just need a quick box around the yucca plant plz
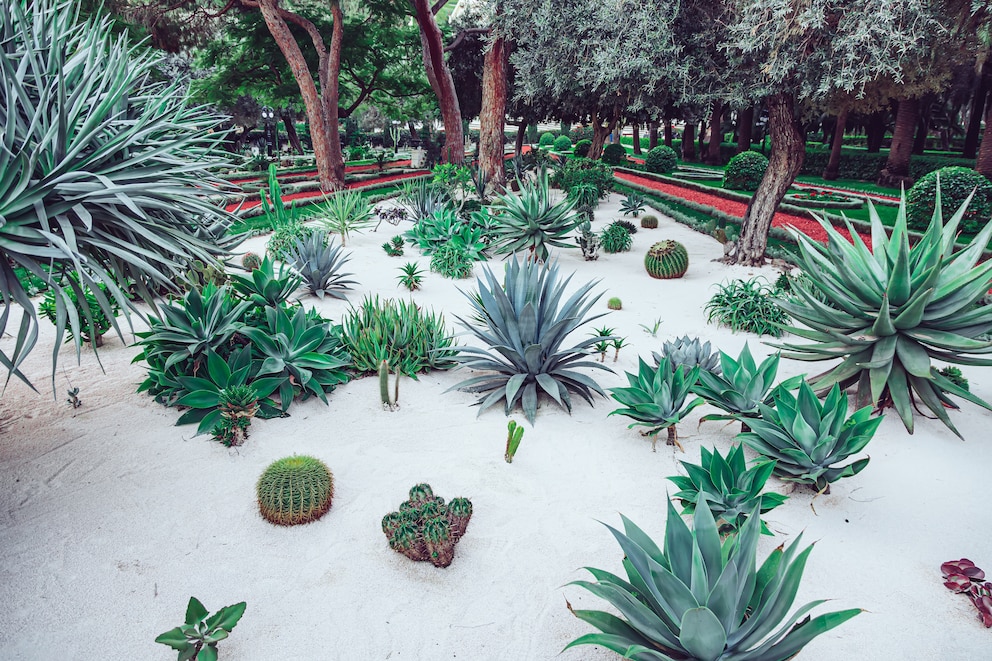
[653,336,722,375]
[1,0,237,388]
[775,187,992,437]
[286,231,357,300]
[609,357,705,451]
[693,344,802,430]
[566,497,861,660]
[567,183,602,210]
[450,257,611,424]
[317,189,374,246]
[230,255,302,309]
[397,178,449,221]
[739,381,882,493]
[668,445,787,536]
[489,169,582,261]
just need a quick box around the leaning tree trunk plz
[256,0,334,190]
[514,121,527,156]
[478,32,507,191]
[282,112,303,154]
[632,124,642,154]
[964,60,990,159]
[697,119,706,155]
[823,107,849,180]
[588,112,616,160]
[730,93,805,267]
[681,123,696,161]
[736,106,754,153]
[648,121,659,149]
[705,101,723,164]
[978,99,992,178]
[325,0,346,184]
[912,94,934,156]
[412,0,464,163]
[878,97,920,187]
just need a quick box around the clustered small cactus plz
[644,239,689,279]
[257,456,334,526]
[242,252,262,271]
[382,484,472,568]
[942,558,992,627]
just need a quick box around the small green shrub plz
[566,182,602,209]
[724,150,769,191]
[644,145,678,174]
[396,262,425,291]
[600,222,633,253]
[39,275,120,345]
[906,166,992,234]
[430,244,473,279]
[938,365,969,392]
[155,597,246,661]
[640,214,659,229]
[257,455,334,526]
[573,139,592,157]
[538,132,555,148]
[705,277,789,336]
[601,143,627,165]
[552,135,572,151]
[552,157,614,197]
[614,219,637,235]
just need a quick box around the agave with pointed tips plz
[609,357,705,451]
[450,257,611,424]
[775,187,992,437]
[565,495,861,660]
[286,231,357,300]
[489,169,582,261]
[653,335,722,375]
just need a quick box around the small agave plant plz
[286,230,357,300]
[609,356,705,451]
[566,495,861,660]
[214,384,260,447]
[668,444,787,536]
[653,335,722,375]
[739,381,883,493]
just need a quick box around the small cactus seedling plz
[379,360,397,410]
[505,420,524,463]
[66,387,81,409]
[214,384,259,447]
[382,235,405,257]
[590,326,615,363]
[383,485,472,568]
[640,214,659,229]
[607,297,622,310]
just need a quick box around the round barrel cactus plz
[645,240,689,279]
[256,455,334,526]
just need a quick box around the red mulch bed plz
[614,171,870,248]
[224,171,426,213]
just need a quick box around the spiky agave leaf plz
[565,495,861,660]
[775,185,992,437]
[738,381,882,492]
[608,356,705,438]
[489,169,582,261]
[450,257,612,424]
[692,343,802,424]
[230,254,302,308]
[653,335,722,375]
[0,0,238,390]
[286,230,357,300]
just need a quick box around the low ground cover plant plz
[705,277,790,337]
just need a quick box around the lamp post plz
[390,120,401,154]
[261,106,277,157]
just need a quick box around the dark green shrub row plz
[906,166,992,234]
[800,148,975,181]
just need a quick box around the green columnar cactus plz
[505,420,524,463]
[408,483,435,504]
[447,497,473,539]
[256,456,334,526]
[423,516,456,567]
[383,486,472,566]
[644,240,689,279]
[389,521,428,561]
[382,511,403,537]
[379,360,395,410]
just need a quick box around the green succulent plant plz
[38,274,120,346]
[450,257,612,424]
[692,344,802,430]
[403,205,483,256]
[668,445,787,536]
[645,240,689,279]
[214,383,262,447]
[621,192,647,217]
[286,230,357,300]
[397,178,449,222]
[490,169,582,261]
[430,244,474,279]
[256,455,334,526]
[706,278,789,337]
[739,381,882,493]
[609,357,705,451]
[774,191,992,437]
[601,222,633,254]
[155,596,246,661]
[567,182,602,209]
[317,189,374,246]
[653,336,721,375]
[230,255,302,309]
[566,497,861,660]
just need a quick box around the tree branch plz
[444,28,490,53]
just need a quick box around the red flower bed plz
[614,171,871,248]
[223,171,427,213]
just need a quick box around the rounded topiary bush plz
[257,455,334,526]
[601,143,628,165]
[538,132,555,148]
[645,240,689,279]
[645,145,678,174]
[906,166,992,234]
[640,214,659,229]
[723,151,769,192]
[573,139,592,158]
[552,135,572,152]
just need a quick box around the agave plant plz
[775,188,992,437]
[317,189,374,246]
[489,169,582,261]
[739,381,882,493]
[653,336,722,375]
[397,178,449,221]
[286,231,357,300]
[403,206,487,258]
[620,192,647,217]
[693,344,801,430]
[240,306,351,410]
[566,496,861,660]
[609,357,705,451]
[450,257,611,424]
[668,445,787,536]
[1,0,237,387]
[230,255,302,308]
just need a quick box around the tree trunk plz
[964,61,990,159]
[866,110,886,153]
[705,101,723,164]
[515,121,526,156]
[681,123,696,161]
[736,106,754,153]
[664,120,673,147]
[282,113,303,154]
[632,123,642,154]
[326,0,346,184]
[912,95,933,156]
[878,97,920,187]
[412,0,464,163]
[478,32,507,191]
[648,121,659,150]
[256,0,335,190]
[729,93,805,267]
[697,119,706,155]
[589,111,616,160]
[977,99,992,178]
[823,107,849,180]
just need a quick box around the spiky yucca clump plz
[256,456,334,526]
[640,214,659,229]
[645,240,688,279]
[286,230,357,300]
[241,252,262,271]
[600,222,633,253]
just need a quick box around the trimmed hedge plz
[644,145,679,174]
[601,143,628,165]
[538,132,556,148]
[724,151,768,191]
[800,148,976,182]
[573,139,592,158]
[906,166,992,234]
[553,135,572,151]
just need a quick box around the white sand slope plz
[1,194,990,660]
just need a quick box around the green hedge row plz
[799,148,975,181]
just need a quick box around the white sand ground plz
[1,194,990,660]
